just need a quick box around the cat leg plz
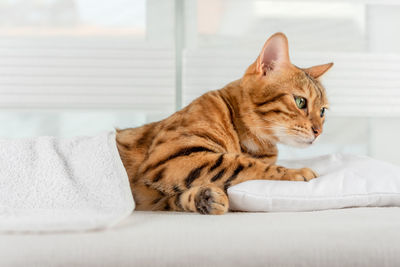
[174,153,317,192]
[141,152,317,213]
[166,185,229,215]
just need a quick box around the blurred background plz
[1,0,400,164]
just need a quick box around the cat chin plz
[278,137,314,148]
[291,141,313,148]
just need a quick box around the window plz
[0,0,175,137]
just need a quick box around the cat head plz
[240,33,332,147]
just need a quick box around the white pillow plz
[228,154,400,212]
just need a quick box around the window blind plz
[0,38,175,112]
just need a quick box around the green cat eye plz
[320,107,326,117]
[294,96,307,109]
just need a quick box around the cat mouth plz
[294,133,315,145]
[297,135,316,144]
[294,139,315,147]
[278,135,315,147]
[292,130,316,145]
[304,138,315,144]
[273,128,316,147]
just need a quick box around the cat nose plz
[312,126,321,137]
[311,126,322,138]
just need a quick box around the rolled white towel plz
[0,131,134,232]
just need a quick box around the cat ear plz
[256,32,290,75]
[304,63,333,79]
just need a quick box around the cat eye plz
[320,107,326,117]
[294,96,307,109]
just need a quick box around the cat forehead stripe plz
[302,69,323,99]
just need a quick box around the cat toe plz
[287,167,318,181]
[299,167,318,181]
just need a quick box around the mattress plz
[1,208,400,267]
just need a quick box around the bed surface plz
[1,208,400,267]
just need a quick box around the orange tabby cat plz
[117,33,333,215]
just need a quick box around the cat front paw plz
[285,167,318,181]
[195,186,229,215]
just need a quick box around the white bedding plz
[1,209,399,267]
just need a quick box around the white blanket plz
[228,154,400,212]
[0,132,134,232]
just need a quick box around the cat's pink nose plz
[312,126,321,137]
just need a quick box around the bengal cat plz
[117,33,333,215]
